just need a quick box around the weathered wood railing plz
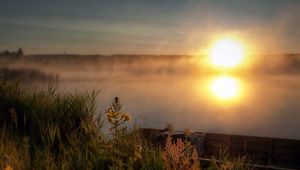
[140,128,300,169]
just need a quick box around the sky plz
[0,0,300,55]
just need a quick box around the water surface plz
[2,55,300,139]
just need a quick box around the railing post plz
[268,138,273,166]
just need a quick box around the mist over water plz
[1,55,300,139]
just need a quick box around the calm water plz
[3,56,300,139]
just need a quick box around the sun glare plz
[210,38,244,68]
[211,76,240,100]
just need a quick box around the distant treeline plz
[0,48,24,57]
[1,51,300,75]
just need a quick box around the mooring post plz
[268,138,273,166]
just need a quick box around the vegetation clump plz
[0,80,252,170]
[208,148,253,170]
[0,81,160,170]
[162,134,200,170]
[0,80,105,169]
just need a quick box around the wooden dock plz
[140,128,300,169]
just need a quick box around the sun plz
[211,76,240,100]
[210,38,244,68]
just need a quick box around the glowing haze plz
[0,0,300,54]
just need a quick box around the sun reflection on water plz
[211,75,240,100]
[201,75,246,104]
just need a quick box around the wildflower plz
[5,165,13,170]
[106,109,119,118]
[162,135,200,170]
[134,144,142,160]
[107,116,113,123]
[107,144,113,149]
[123,114,130,121]
[105,97,133,169]
[184,128,191,138]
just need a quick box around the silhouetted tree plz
[4,50,10,56]
[17,48,23,56]
[0,48,24,57]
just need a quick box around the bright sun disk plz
[210,38,244,68]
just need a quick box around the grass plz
[0,80,157,170]
[0,80,252,170]
[207,148,253,170]
[0,80,107,169]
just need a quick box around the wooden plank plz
[205,148,269,160]
[273,148,300,156]
[206,134,271,146]
[206,140,270,153]
[272,161,300,170]
[273,138,300,148]
[272,153,300,163]
[199,157,300,170]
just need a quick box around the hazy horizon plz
[3,50,300,56]
[1,0,300,139]
[1,1,300,169]
[1,0,300,55]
